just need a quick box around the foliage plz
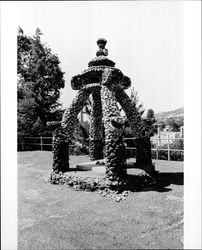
[123,89,156,138]
[17,27,65,138]
[166,117,183,132]
[101,85,127,180]
[70,121,89,155]
[151,149,183,161]
[146,109,155,119]
[142,109,156,137]
[156,117,184,132]
[151,135,184,161]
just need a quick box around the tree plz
[146,109,155,120]
[166,117,180,132]
[17,27,65,137]
[123,88,145,137]
[145,108,156,136]
[130,87,145,117]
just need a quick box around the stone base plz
[49,167,157,202]
[76,159,106,172]
[134,163,156,176]
[76,158,156,176]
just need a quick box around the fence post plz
[40,136,43,151]
[156,143,159,160]
[157,126,161,146]
[167,135,170,161]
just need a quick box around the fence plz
[151,136,184,161]
[18,136,81,153]
[18,136,53,151]
[124,135,184,161]
[18,135,184,161]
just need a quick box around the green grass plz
[18,151,183,249]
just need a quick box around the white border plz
[1,2,18,250]
[184,2,201,249]
[1,1,201,249]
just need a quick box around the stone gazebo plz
[50,38,153,183]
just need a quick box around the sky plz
[16,1,184,113]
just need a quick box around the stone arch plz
[101,67,152,167]
[51,39,153,177]
[114,87,152,166]
[52,84,101,173]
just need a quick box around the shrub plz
[69,142,89,156]
[151,137,184,161]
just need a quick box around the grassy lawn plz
[18,151,183,249]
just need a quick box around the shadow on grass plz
[53,168,183,194]
[138,171,184,193]
[68,167,89,172]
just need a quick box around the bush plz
[151,137,184,161]
[69,142,89,156]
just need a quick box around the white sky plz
[17,1,184,113]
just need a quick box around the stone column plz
[135,137,152,166]
[52,129,69,173]
[61,88,91,135]
[52,87,91,173]
[101,86,127,180]
[115,88,152,167]
[89,90,103,160]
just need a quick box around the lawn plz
[18,151,183,249]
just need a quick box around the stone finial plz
[96,38,108,57]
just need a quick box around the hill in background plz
[155,107,184,123]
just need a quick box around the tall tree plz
[146,109,155,120]
[143,108,156,136]
[17,27,65,137]
[123,88,145,137]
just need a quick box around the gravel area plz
[18,151,183,249]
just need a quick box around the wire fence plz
[18,135,184,161]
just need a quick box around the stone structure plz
[49,39,152,180]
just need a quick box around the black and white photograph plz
[1,1,201,249]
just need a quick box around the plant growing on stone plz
[50,38,154,182]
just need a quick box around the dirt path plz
[18,151,183,249]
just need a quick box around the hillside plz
[155,107,184,123]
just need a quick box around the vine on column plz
[101,85,127,181]
[89,90,103,160]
